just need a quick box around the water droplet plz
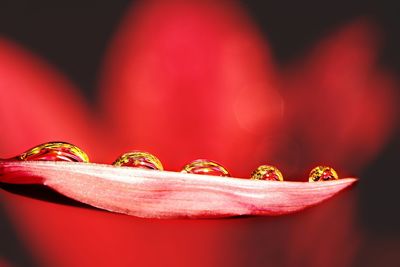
[17,142,89,162]
[251,165,283,181]
[309,166,338,182]
[181,159,230,176]
[113,151,163,170]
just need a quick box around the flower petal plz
[0,161,357,218]
[0,39,111,267]
[282,20,397,175]
[100,1,282,176]
[0,38,100,159]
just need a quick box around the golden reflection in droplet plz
[181,159,230,177]
[251,165,283,181]
[309,166,338,182]
[113,151,163,171]
[18,141,89,162]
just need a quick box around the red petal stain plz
[0,161,357,218]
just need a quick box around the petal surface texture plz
[0,161,357,218]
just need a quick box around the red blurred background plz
[0,1,399,266]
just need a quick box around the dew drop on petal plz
[113,151,163,170]
[17,142,89,162]
[181,159,230,177]
[251,165,283,181]
[309,166,338,182]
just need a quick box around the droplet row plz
[13,142,340,182]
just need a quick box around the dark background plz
[0,0,399,266]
